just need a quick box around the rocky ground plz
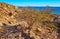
[0,2,59,39]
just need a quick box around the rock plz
[54,15,60,24]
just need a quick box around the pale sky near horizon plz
[0,0,60,7]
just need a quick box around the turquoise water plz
[19,7,60,14]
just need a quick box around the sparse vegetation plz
[0,2,58,39]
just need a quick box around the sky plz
[0,0,60,7]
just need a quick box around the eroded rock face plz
[0,2,58,39]
[0,2,23,26]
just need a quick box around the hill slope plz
[0,2,59,39]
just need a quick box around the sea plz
[19,7,60,14]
